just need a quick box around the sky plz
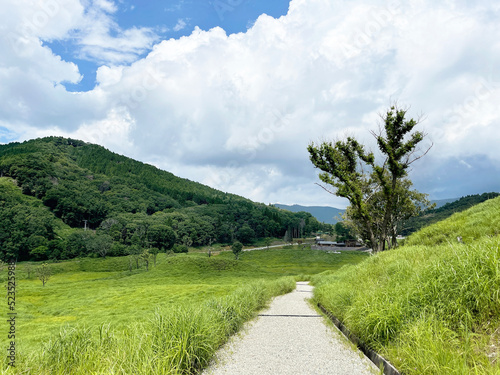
[1,0,499,209]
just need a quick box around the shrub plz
[172,244,188,253]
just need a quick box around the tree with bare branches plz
[308,105,432,252]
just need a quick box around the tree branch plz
[407,141,433,165]
[315,182,337,196]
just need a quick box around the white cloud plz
[1,0,83,86]
[14,107,135,152]
[173,19,187,32]
[1,0,500,206]
[4,0,158,66]
[94,0,117,14]
[71,1,159,64]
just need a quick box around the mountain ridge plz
[275,197,490,227]
[274,204,344,224]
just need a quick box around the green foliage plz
[128,245,143,269]
[0,137,330,261]
[236,224,255,244]
[402,192,500,236]
[36,263,52,286]
[65,231,91,258]
[85,233,113,258]
[405,196,500,246]
[172,244,188,254]
[149,224,176,250]
[334,222,356,242]
[0,178,58,261]
[344,172,432,248]
[232,241,243,260]
[312,197,500,374]
[140,248,152,271]
[263,237,273,248]
[308,106,430,251]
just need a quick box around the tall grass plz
[405,196,500,246]
[312,197,500,374]
[12,277,295,374]
[1,247,367,374]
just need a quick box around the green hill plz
[404,195,500,246]
[402,192,499,235]
[313,197,500,374]
[0,137,330,261]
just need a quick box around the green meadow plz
[6,198,499,374]
[312,197,500,374]
[1,247,368,374]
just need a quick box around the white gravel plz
[202,282,378,375]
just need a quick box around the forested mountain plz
[401,192,500,235]
[0,137,330,261]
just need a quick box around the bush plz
[231,241,243,259]
[108,242,128,257]
[236,224,255,244]
[172,244,188,253]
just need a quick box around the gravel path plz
[202,282,378,375]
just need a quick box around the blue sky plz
[1,0,500,208]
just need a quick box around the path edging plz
[317,303,402,375]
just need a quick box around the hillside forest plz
[0,137,331,262]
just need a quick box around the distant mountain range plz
[275,198,460,225]
[432,198,459,208]
[274,204,345,224]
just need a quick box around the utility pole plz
[83,220,88,231]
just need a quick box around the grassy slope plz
[2,247,368,374]
[402,192,500,236]
[404,196,500,246]
[312,197,500,374]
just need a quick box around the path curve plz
[202,282,378,375]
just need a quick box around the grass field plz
[1,246,368,374]
[312,197,500,374]
[5,194,499,374]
